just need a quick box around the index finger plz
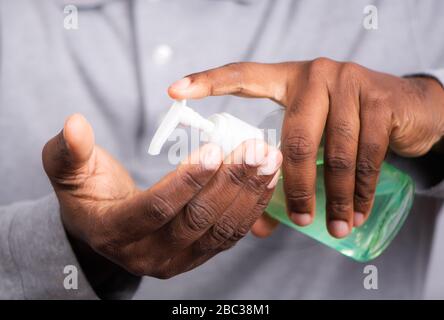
[106,143,223,236]
[168,62,298,106]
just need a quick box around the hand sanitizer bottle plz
[149,100,415,262]
[260,110,415,262]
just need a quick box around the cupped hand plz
[43,114,281,278]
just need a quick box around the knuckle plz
[286,191,314,207]
[225,165,248,186]
[232,224,250,241]
[354,165,379,205]
[356,158,380,177]
[286,193,314,214]
[282,132,316,163]
[309,57,336,79]
[255,197,272,211]
[340,61,358,73]
[185,199,217,231]
[328,200,353,215]
[311,57,335,70]
[354,189,374,206]
[354,177,374,202]
[245,175,267,195]
[147,193,176,223]
[337,62,362,83]
[177,168,204,190]
[325,153,355,174]
[212,216,237,242]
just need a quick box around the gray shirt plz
[1,0,443,299]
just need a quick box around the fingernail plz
[328,220,350,238]
[170,77,191,90]
[267,170,280,189]
[245,140,266,166]
[257,148,282,175]
[290,213,312,226]
[354,212,365,227]
[202,144,223,171]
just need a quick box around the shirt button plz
[152,44,173,65]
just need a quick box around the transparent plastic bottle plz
[261,109,415,262]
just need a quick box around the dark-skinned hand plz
[43,114,281,279]
[169,59,444,238]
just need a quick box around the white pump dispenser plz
[148,100,264,156]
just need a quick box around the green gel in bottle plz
[262,111,415,262]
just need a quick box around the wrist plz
[411,75,444,132]
[403,76,444,155]
[421,76,444,153]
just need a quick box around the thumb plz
[42,113,95,186]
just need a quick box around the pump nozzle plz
[148,100,215,155]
